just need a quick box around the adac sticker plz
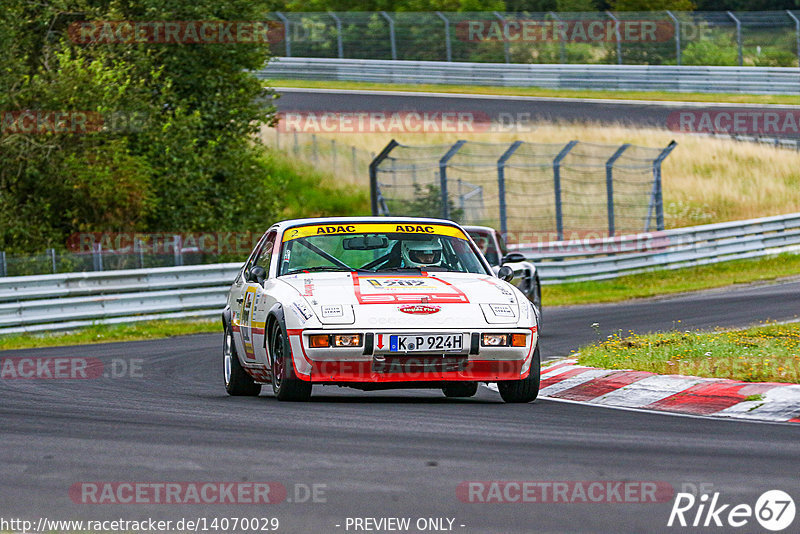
[282,223,468,242]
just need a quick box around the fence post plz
[605,144,630,237]
[275,12,291,57]
[331,139,337,169]
[439,140,466,220]
[553,140,579,241]
[493,12,510,63]
[787,10,800,68]
[369,139,400,215]
[436,11,452,62]
[646,140,677,232]
[727,11,742,66]
[548,12,567,64]
[48,248,56,273]
[93,243,104,271]
[0,250,6,277]
[497,141,523,238]
[293,131,298,155]
[380,11,397,60]
[606,11,623,65]
[352,146,357,176]
[665,10,681,66]
[328,11,344,58]
[311,134,318,162]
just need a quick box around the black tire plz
[498,345,541,403]
[270,322,312,401]
[442,382,479,398]
[223,323,261,396]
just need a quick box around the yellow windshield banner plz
[282,223,468,242]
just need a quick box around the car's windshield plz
[278,223,488,276]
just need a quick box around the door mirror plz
[247,265,267,285]
[497,265,514,282]
[502,252,526,264]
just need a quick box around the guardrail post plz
[497,141,523,238]
[665,10,681,66]
[48,248,56,273]
[606,11,623,65]
[380,11,397,60]
[275,12,291,57]
[93,243,103,272]
[439,140,466,220]
[548,12,567,64]
[646,140,677,232]
[787,11,800,68]
[328,12,344,58]
[0,250,6,277]
[369,139,399,216]
[605,144,630,237]
[493,12,510,63]
[436,12,452,62]
[727,11,742,66]
[553,140,578,241]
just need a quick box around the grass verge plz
[576,322,800,383]
[543,252,800,307]
[0,319,219,351]
[272,79,800,105]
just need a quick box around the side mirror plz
[247,265,267,285]
[502,252,526,264]
[497,265,514,282]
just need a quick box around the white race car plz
[222,217,540,403]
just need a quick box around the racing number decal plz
[352,272,469,304]
[240,287,258,360]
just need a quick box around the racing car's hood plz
[279,271,524,327]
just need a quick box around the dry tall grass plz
[261,122,800,228]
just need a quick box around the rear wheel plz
[442,382,479,398]
[498,345,540,403]
[223,324,261,396]
[270,322,312,401]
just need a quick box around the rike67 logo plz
[668,489,795,531]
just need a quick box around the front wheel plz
[270,323,312,401]
[442,382,478,398]
[223,324,261,396]
[497,345,540,403]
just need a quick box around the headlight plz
[308,334,362,348]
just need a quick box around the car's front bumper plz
[287,327,538,383]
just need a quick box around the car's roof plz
[272,216,465,232]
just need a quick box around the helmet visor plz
[408,249,441,265]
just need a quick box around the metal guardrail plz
[0,264,241,334]
[260,57,800,95]
[1,213,798,333]
[516,212,800,283]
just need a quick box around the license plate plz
[389,334,464,353]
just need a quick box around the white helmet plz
[401,239,443,267]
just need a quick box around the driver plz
[401,238,444,268]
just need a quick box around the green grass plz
[0,319,219,351]
[576,322,800,383]
[271,79,800,105]
[543,252,800,307]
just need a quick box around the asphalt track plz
[2,279,799,533]
[275,87,800,138]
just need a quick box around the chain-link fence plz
[265,11,800,67]
[369,140,676,243]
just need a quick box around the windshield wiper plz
[286,266,352,274]
[373,267,423,273]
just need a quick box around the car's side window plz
[254,231,276,274]
[243,231,271,281]
[495,231,508,257]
